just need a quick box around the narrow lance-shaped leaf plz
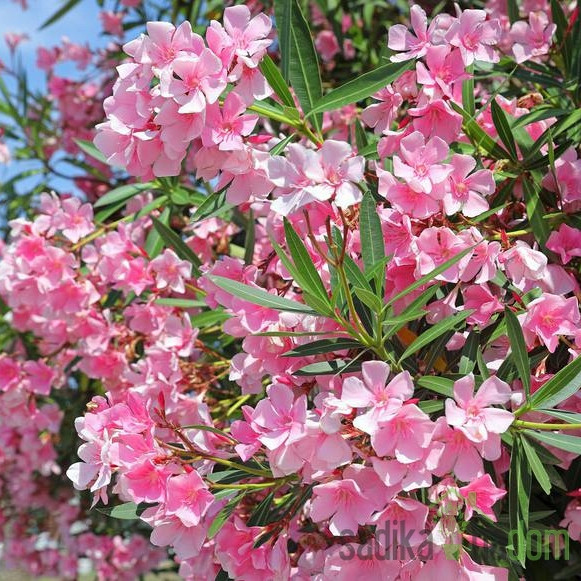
[522,176,550,248]
[208,492,246,539]
[259,55,296,109]
[359,191,385,273]
[491,100,518,161]
[94,182,155,208]
[504,308,531,399]
[526,430,581,455]
[145,207,170,259]
[306,60,414,118]
[521,435,552,495]
[208,276,317,315]
[508,436,531,566]
[283,338,362,357]
[275,0,323,132]
[283,218,330,305]
[398,309,474,363]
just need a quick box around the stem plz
[513,420,581,431]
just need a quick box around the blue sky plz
[0,1,111,204]
[1,0,107,88]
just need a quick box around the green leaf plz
[283,338,362,357]
[94,182,155,208]
[74,138,108,164]
[294,359,363,376]
[416,376,454,398]
[526,430,581,454]
[398,310,474,363]
[462,64,475,117]
[275,0,323,132]
[459,330,479,375]
[353,286,383,313]
[504,308,531,399]
[259,55,296,108]
[40,0,82,29]
[208,276,316,315]
[306,60,413,118]
[538,409,581,423]
[155,298,206,308]
[507,0,520,23]
[527,347,581,410]
[96,501,152,520]
[522,176,550,248]
[359,191,385,273]
[508,435,531,566]
[491,100,518,161]
[450,102,510,160]
[550,0,571,73]
[191,184,233,222]
[247,491,276,527]
[208,492,246,539]
[145,207,170,259]
[151,216,201,277]
[283,219,330,305]
[269,134,296,156]
[190,310,231,328]
[244,210,256,265]
[521,435,552,495]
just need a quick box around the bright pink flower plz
[463,284,504,326]
[123,459,173,503]
[510,11,556,63]
[310,478,377,535]
[416,45,467,98]
[340,361,413,433]
[442,154,495,217]
[546,224,581,265]
[408,99,463,143]
[392,131,451,194]
[459,473,507,521]
[149,249,191,294]
[0,356,21,391]
[445,375,514,443]
[523,293,580,352]
[57,197,95,243]
[22,360,55,396]
[446,7,501,65]
[164,471,214,527]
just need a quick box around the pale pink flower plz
[361,86,403,135]
[392,131,451,194]
[523,293,580,352]
[445,375,514,443]
[57,197,94,243]
[149,249,192,294]
[310,478,376,535]
[100,11,124,37]
[499,241,548,286]
[463,284,504,326]
[546,224,581,265]
[316,30,340,62]
[415,45,467,98]
[510,11,556,63]
[459,473,507,521]
[388,4,433,62]
[561,499,581,542]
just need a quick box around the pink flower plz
[361,86,403,135]
[100,11,124,37]
[446,6,501,66]
[459,473,507,521]
[310,478,377,535]
[57,197,94,243]
[315,30,340,62]
[546,224,581,265]
[22,360,55,396]
[388,5,433,62]
[0,356,21,391]
[408,100,463,143]
[164,50,226,114]
[442,154,495,217]
[499,241,547,286]
[510,12,556,64]
[392,131,451,194]
[463,284,504,326]
[164,470,214,527]
[523,293,580,353]
[149,249,191,294]
[416,45,467,99]
[202,92,258,150]
[445,375,514,443]
[340,361,413,434]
